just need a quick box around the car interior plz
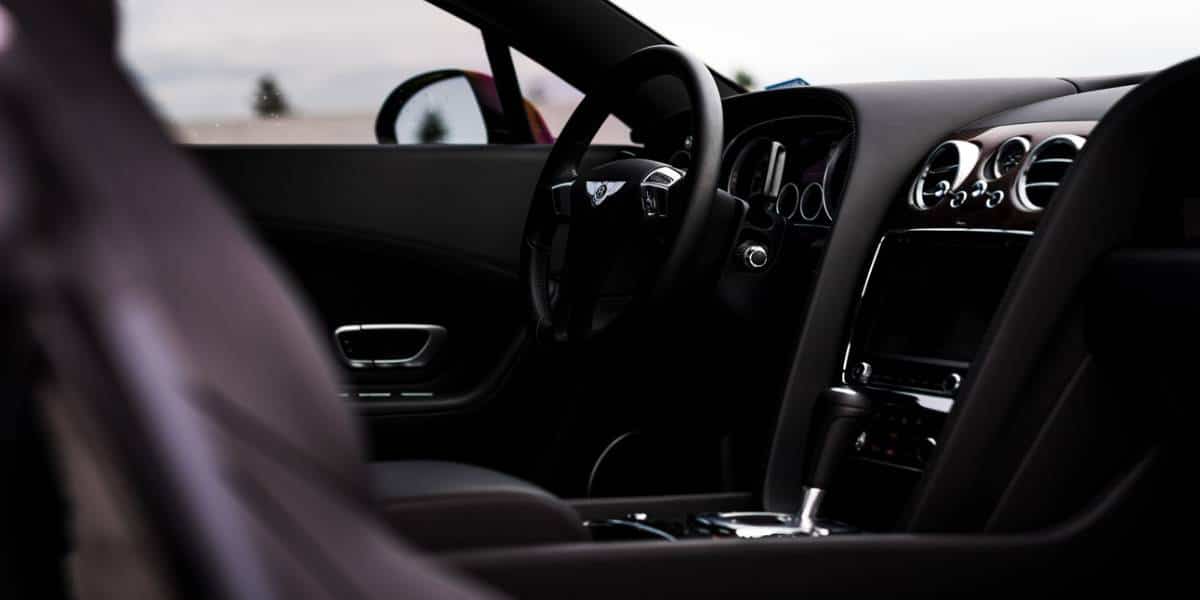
[1,0,1197,597]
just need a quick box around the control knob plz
[738,242,769,271]
[969,181,988,199]
[850,361,873,384]
[916,436,938,464]
[942,372,963,394]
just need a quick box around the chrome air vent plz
[991,136,1031,179]
[1015,134,1085,211]
[910,140,980,210]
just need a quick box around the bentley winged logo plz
[585,181,625,206]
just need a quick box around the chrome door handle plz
[333,324,447,369]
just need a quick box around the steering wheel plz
[521,45,726,343]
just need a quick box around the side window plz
[117,0,630,146]
[512,50,633,145]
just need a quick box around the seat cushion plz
[371,461,589,552]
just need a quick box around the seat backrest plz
[0,1,496,598]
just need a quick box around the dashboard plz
[833,116,1102,527]
[639,77,1137,530]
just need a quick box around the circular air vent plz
[1015,134,1086,211]
[991,136,1031,179]
[910,140,980,210]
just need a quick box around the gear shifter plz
[689,387,871,538]
[791,387,872,535]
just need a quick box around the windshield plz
[611,0,1200,88]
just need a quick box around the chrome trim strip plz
[912,393,955,413]
[840,385,954,414]
[333,324,447,369]
[689,512,806,539]
[763,141,786,197]
[586,431,639,497]
[583,519,677,541]
[640,166,684,188]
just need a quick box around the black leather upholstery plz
[372,462,588,552]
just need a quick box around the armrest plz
[372,461,588,552]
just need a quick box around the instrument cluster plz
[723,116,852,228]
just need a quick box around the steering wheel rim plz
[520,45,725,343]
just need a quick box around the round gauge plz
[799,182,825,222]
[726,137,777,199]
[776,182,800,222]
[820,137,850,219]
[992,136,1031,179]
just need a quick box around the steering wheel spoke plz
[519,45,724,343]
[638,166,684,220]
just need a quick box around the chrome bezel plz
[798,182,824,222]
[1013,134,1086,213]
[909,140,980,211]
[776,182,801,222]
[990,136,1031,180]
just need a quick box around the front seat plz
[0,1,581,597]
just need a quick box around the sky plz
[119,0,1200,123]
[615,0,1200,87]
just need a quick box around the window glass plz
[118,0,632,146]
[119,0,489,144]
[512,50,632,145]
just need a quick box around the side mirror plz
[374,69,554,144]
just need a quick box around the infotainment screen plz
[855,231,1028,366]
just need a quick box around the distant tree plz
[734,69,757,90]
[526,81,549,104]
[418,109,448,143]
[253,75,292,119]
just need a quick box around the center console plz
[650,229,1031,539]
[843,229,1029,403]
[586,123,1081,541]
[841,228,1028,458]
[822,228,1030,529]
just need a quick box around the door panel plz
[194,145,631,470]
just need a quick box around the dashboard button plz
[986,190,1005,208]
[851,361,873,384]
[917,437,938,464]
[969,181,988,199]
[942,372,963,394]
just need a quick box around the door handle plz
[334,324,447,369]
